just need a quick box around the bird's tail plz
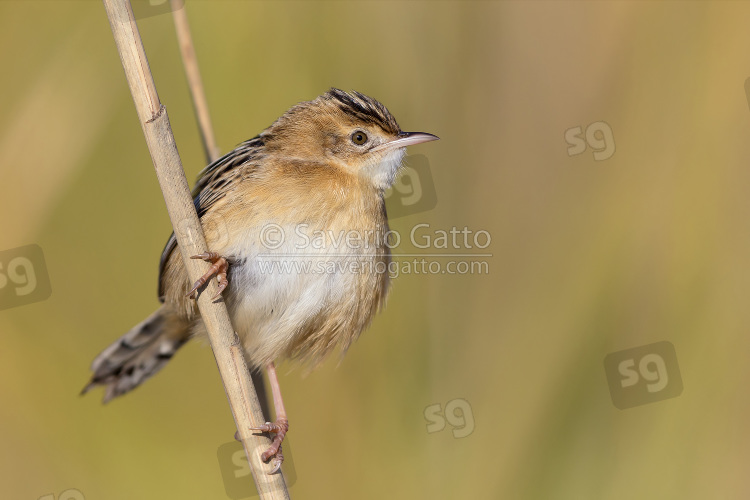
[82,306,190,403]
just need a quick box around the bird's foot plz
[186,252,229,300]
[251,417,289,474]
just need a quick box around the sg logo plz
[217,438,296,499]
[604,341,683,410]
[384,154,438,219]
[424,398,475,438]
[0,244,52,311]
[565,121,616,161]
[38,489,84,500]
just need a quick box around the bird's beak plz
[371,131,439,152]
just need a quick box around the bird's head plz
[263,88,438,190]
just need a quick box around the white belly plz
[220,222,389,367]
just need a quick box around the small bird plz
[82,88,438,471]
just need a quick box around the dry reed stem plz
[101,1,290,497]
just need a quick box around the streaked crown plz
[322,88,401,136]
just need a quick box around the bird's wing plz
[157,135,266,301]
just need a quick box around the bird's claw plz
[185,252,229,299]
[250,421,282,433]
[269,448,284,474]
[250,418,289,474]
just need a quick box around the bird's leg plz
[250,362,289,474]
[186,252,229,300]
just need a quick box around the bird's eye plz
[351,131,368,145]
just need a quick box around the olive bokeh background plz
[2,2,750,499]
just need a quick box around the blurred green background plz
[2,1,750,499]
